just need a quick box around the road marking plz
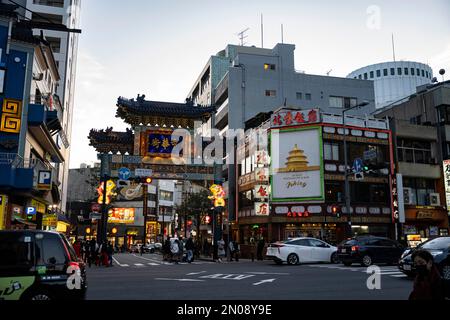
[199,274,256,281]
[148,263,160,266]
[378,272,404,275]
[244,272,289,275]
[391,274,408,278]
[121,264,129,267]
[112,256,128,267]
[134,263,145,267]
[155,278,206,282]
[253,279,276,286]
[132,254,164,264]
[187,271,207,276]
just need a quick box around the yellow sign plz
[0,195,7,230]
[209,184,226,207]
[56,221,68,233]
[0,99,22,134]
[42,214,57,227]
[97,180,116,205]
[31,199,46,214]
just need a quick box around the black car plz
[398,237,450,280]
[337,236,405,267]
[0,230,87,301]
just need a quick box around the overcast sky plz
[69,0,450,168]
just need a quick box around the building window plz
[426,71,429,78]
[397,68,402,75]
[305,93,312,100]
[364,73,368,80]
[159,190,173,201]
[397,138,432,164]
[350,183,389,205]
[417,68,420,76]
[296,92,302,100]
[325,182,343,203]
[33,0,64,8]
[358,75,362,79]
[370,71,374,79]
[46,37,61,53]
[390,68,395,76]
[264,63,276,70]
[376,70,381,77]
[403,178,436,206]
[265,90,276,97]
[404,68,409,75]
[383,69,388,76]
[411,68,415,76]
[324,143,340,161]
[329,96,357,109]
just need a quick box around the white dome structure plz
[347,61,433,109]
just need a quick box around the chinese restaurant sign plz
[255,202,269,216]
[270,109,320,129]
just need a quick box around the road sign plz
[26,207,36,215]
[118,167,131,180]
[353,158,363,173]
[363,149,377,161]
[135,169,153,177]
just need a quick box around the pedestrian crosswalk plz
[112,255,215,268]
[307,264,408,278]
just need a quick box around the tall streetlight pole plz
[334,101,370,238]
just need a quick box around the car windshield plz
[421,237,450,250]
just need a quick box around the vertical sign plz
[443,160,450,215]
[0,195,7,230]
[390,174,399,223]
[396,173,405,224]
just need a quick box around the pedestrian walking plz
[170,239,180,264]
[101,241,108,266]
[217,237,225,263]
[139,243,144,256]
[233,240,240,262]
[163,237,171,261]
[409,250,446,300]
[106,242,114,267]
[257,237,265,261]
[249,236,256,262]
[228,240,235,261]
[185,237,195,263]
[88,238,97,268]
[178,237,185,262]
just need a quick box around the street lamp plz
[332,100,370,238]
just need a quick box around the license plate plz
[403,264,411,271]
[340,249,347,253]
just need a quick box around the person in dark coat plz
[409,250,445,300]
[257,237,265,261]
[106,242,114,267]
[185,237,195,263]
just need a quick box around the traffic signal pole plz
[142,183,148,244]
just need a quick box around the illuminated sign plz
[26,207,36,215]
[209,184,225,208]
[42,214,57,227]
[254,185,270,199]
[255,168,269,182]
[140,129,183,158]
[0,195,7,230]
[108,208,135,224]
[97,180,116,205]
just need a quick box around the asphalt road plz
[85,253,413,300]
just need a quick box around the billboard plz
[108,208,135,224]
[270,127,324,202]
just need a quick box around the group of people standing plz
[162,236,198,264]
[72,239,115,268]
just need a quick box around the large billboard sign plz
[108,208,136,224]
[270,127,324,203]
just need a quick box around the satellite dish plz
[439,69,446,76]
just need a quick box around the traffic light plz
[140,177,152,184]
[331,205,341,218]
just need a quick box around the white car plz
[266,237,339,265]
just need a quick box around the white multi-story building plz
[23,0,81,213]
[347,61,433,109]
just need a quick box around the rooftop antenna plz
[326,69,333,76]
[237,27,250,46]
[281,24,284,44]
[392,33,396,62]
[261,14,264,48]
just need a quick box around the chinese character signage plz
[443,160,450,213]
[271,109,320,128]
[108,208,136,224]
[255,185,270,199]
[256,150,269,166]
[270,127,325,202]
[255,202,269,216]
[390,175,399,223]
[141,129,183,158]
[255,168,269,182]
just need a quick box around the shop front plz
[402,207,449,246]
